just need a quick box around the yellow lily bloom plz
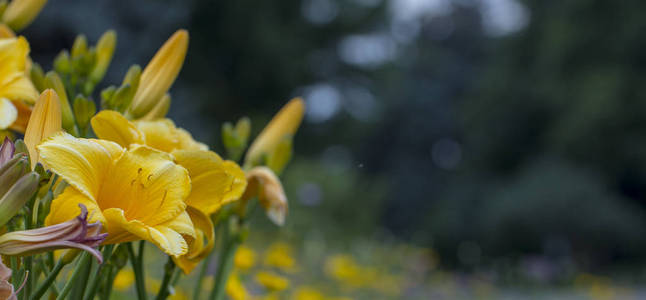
[1,0,48,31]
[91,111,246,214]
[91,110,247,271]
[0,36,38,131]
[245,98,304,167]
[128,30,188,118]
[39,132,195,257]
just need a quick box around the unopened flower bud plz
[0,171,37,227]
[70,34,87,59]
[73,95,96,132]
[1,0,47,31]
[24,89,61,167]
[245,98,304,169]
[128,30,188,118]
[43,72,74,131]
[89,30,116,84]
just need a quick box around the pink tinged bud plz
[0,204,107,263]
[0,260,18,300]
[0,137,14,167]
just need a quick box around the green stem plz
[193,246,215,300]
[23,256,32,300]
[127,242,148,300]
[83,245,115,300]
[155,257,176,300]
[31,259,64,300]
[70,255,93,299]
[100,265,116,300]
[207,228,241,300]
[56,252,90,300]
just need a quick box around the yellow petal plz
[243,167,288,226]
[44,186,105,226]
[245,98,304,166]
[0,36,29,79]
[0,37,38,104]
[1,0,48,31]
[0,75,38,104]
[129,30,188,118]
[173,150,247,215]
[140,93,170,121]
[37,132,124,201]
[134,119,179,152]
[8,99,31,132]
[173,206,214,274]
[176,128,208,151]
[24,89,61,167]
[103,207,191,257]
[134,118,207,152]
[91,110,145,148]
[0,98,17,129]
[98,145,190,226]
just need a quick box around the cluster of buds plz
[29,31,113,135]
[0,137,38,227]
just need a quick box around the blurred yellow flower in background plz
[290,286,324,300]
[0,35,38,131]
[235,245,257,271]
[40,133,195,257]
[264,242,296,272]
[113,268,135,292]
[255,271,290,291]
[226,272,248,300]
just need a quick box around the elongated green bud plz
[89,30,116,84]
[44,72,74,131]
[71,34,87,59]
[73,95,96,132]
[0,171,38,227]
[30,62,45,92]
[1,0,47,31]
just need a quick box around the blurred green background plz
[21,0,646,297]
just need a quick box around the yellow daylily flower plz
[39,132,195,257]
[128,30,188,118]
[91,110,247,271]
[245,98,304,168]
[24,89,61,167]
[1,0,48,31]
[0,36,38,131]
[91,111,247,215]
